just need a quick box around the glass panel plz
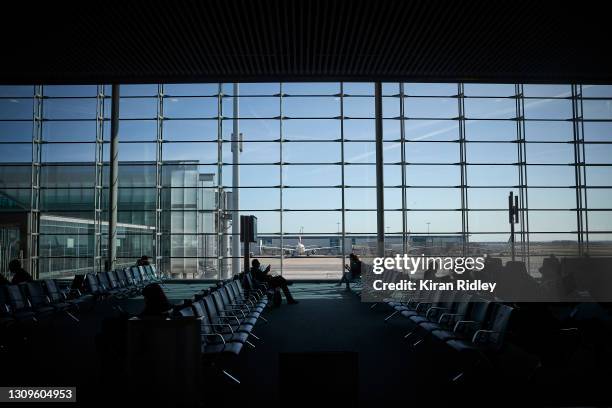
[283,119,338,140]
[583,100,612,120]
[283,142,340,163]
[464,84,515,97]
[283,188,341,210]
[465,120,515,141]
[44,98,97,119]
[524,121,574,141]
[344,97,375,118]
[405,98,457,118]
[407,142,458,163]
[164,97,217,118]
[344,119,374,140]
[524,99,573,119]
[284,83,337,95]
[404,83,457,96]
[584,122,612,142]
[0,121,33,142]
[283,165,340,186]
[468,165,518,186]
[406,188,461,209]
[0,99,33,119]
[464,98,516,119]
[284,97,339,117]
[0,144,32,163]
[164,120,217,141]
[406,165,460,186]
[405,120,458,141]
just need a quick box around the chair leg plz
[384,310,398,322]
[64,310,80,322]
[249,332,260,340]
[222,370,241,384]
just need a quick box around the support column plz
[29,85,43,278]
[375,82,385,257]
[107,84,120,271]
[94,85,106,273]
[231,83,241,277]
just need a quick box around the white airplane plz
[259,228,340,257]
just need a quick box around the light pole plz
[426,222,430,235]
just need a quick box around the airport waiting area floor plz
[2,282,610,406]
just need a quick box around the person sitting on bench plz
[137,255,151,266]
[8,259,32,285]
[337,253,362,290]
[250,259,298,305]
[139,283,173,318]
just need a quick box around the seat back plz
[130,266,143,285]
[488,303,513,334]
[85,273,101,294]
[107,271,121,290]
[452,293,473,315]
[120,268,134,286]
[143,264,155,280]
[98,272,112,290]
[113,270,127,288]
[0,287,12,315]
[25,281,50,308]
[43,279,63,303]
[70,274,86,291]
[243,272,255,291]
[203,294,221,322]
[137,266,148,283]
[467,299,490,323]
[191,299,215,334]
[176,304,195,318]
[212,290,227,314]
[219,285,234,306]
[149,264,158,278]
[6,284,29,311]
[228,281,242,302]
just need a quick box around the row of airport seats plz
[0,264,161,350]
[372,264,583,383]
[84,264,163,299]
[0,279,96,348]
[168,278,270,383]
[368,266,511,380]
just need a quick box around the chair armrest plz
[202,333,226,344]
[454,320,482,335]
[438,312,464,327]
[228,302,251,312]
[472,329,501,345]
[218,314,242,326]
[425,306,448,320]
[222,308,246,319]
[415,302,432,313]
[207,323,234,334]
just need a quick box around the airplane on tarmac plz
[259,227,340,257]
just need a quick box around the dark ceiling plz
[3,1,611,84]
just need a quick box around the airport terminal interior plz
[2,1,612,406]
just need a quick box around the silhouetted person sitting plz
[337,253,362,290]
[250,259,298,305]
[9,259,32,284]
[139,283,172,318]
[137,255,151,267]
